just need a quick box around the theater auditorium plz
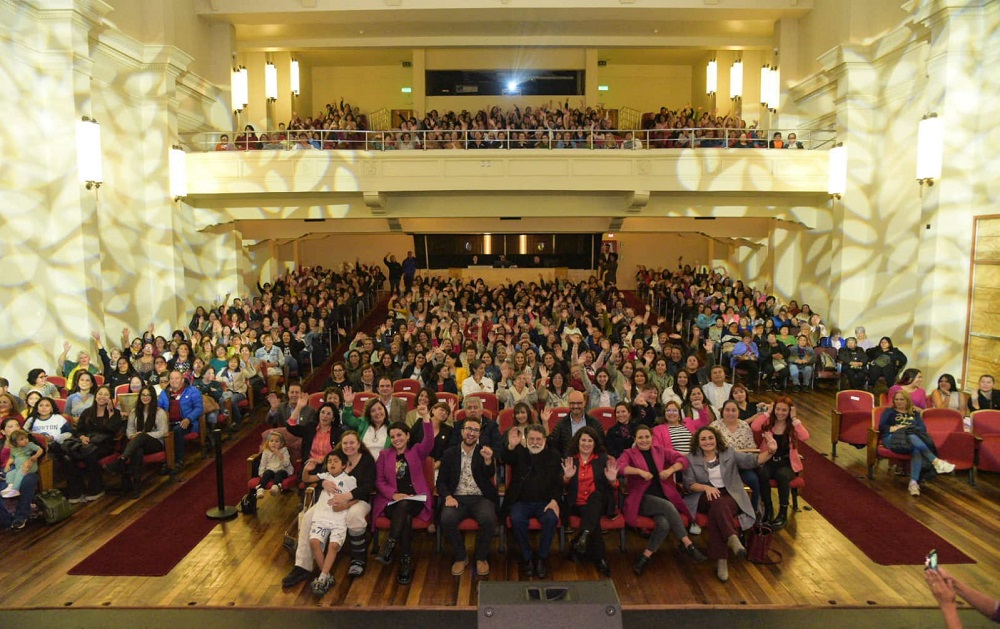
[1,1,999,628]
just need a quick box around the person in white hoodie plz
[24,396,72,458]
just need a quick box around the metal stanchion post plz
[206,428,238,520]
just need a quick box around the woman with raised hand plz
[372,409,435,585]
[750,397,809,528]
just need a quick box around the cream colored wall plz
[298,233,415,271]
[311,64,413,119]
[765,0,998,386]
[425,48,586,70]
[106,0,233,87]
[0,0,237,383]
[595,65,692,114]
[604,233,712,290]
[794,0,910,82]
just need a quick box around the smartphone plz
[925,549,938,571]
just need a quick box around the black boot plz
[535,556,548,579]
[771,506,788,530]
[762,505,774,525]
[633,554,650,575]
[397,554,413,584]
[521,557,534,578]
[572,530,591,555]
[594,559,611,577]
[348,532,368,577]
[376,538,396,565]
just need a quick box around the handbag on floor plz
[746,523,782,564]
[238,490,257,516]
[36,489,72,525]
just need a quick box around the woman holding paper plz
[372,405,435,585]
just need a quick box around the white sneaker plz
[908,481,920,496]
[933,459,956,474]
[1,487,21,499]
[256,487,265,499]
[689,523,702,536]
[270,485,281,496]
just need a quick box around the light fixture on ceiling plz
[169,145,187,202]
[916,113,943,187]
[76,116,102,190]
[706,59,717,95]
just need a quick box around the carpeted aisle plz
[797,442,974,566]
[68,429,264,577]
[69,295,390,577]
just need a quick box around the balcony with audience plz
[185,103,832,201]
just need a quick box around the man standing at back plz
[402,251,418,293]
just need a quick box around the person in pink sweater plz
[751,397,810,529]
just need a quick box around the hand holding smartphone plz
[925,549,938,571]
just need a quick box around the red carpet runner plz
[69,296,389,576]
[68,430,263,576]
[797,442,974,566]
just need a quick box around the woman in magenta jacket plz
[372,410,434,585]
[619,425,707,575]
[750,396,809,529]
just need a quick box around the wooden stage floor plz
[2,388,998,624]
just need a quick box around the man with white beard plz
[501,424,563,579]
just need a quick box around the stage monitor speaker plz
[478,580,622,629]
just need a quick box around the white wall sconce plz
[760,65,779,111]
[290,59,300,96]
[169,145,187,202]
[730,59,743,100]
[916,113,943,187]
[265,62,278,101]
[231,66,248,113]
[706,59,718,95]
[77,116,103,190]
[828,143,847,199]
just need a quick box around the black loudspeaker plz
[478,581,622,629]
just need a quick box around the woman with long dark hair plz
[750,397,810,528]
[63,385,122,503]
[105,385,168,498]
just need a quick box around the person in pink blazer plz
[619,425,707,575]
[750,396,809,529]
[652,400,702,454]
[373,410,434,585]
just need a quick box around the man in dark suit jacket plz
[437,416,498,577]
[500,424,563,578]
[547,390,605,456]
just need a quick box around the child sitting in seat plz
[2,429,43,498]
[308,450,357,597]
[256,430,294,499]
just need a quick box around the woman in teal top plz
[342,389,392,456]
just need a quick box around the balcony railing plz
[188,127,836,153]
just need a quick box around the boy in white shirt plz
[308,450,357,597]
